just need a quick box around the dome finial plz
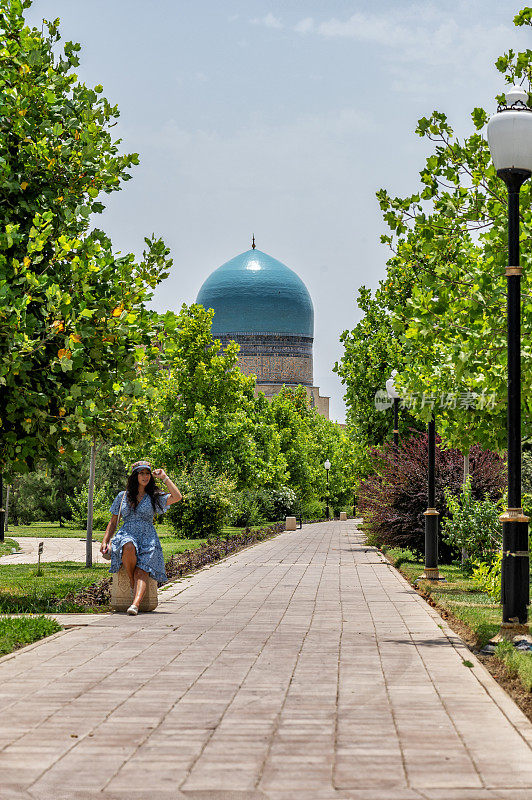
[252,234,256,250]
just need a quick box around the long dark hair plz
[126,471,165,513]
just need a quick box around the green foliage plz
[300,498,325,520]
[8,468,59,524]
[0,1,172,474]
[114,308,358,513]
[166,460,235,539]
[67,481,110,530]
[334,284,423,453]
[0,614,61,656]
[471,553,502,600]
[230,485,297,527]
[521,451,532,495]
[7,439,127,525]
[116,304,284,489]
[268,386,357,506]
[336,10,532,453]
[441,478,502,561]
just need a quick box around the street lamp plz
[386,370,400,450]
[487,84,532,626]
[324,459,331,520]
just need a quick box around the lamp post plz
[422,414,440,580]
[487,84,532,626]
[385,370,400,451]
[324,459,331,520]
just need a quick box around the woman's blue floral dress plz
[109,491,170,583]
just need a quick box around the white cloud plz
[294,17,314,35]
[250,13,283,30]
[291,2,520,95]
[295,4,511,71]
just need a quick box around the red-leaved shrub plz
[358,435,505,561]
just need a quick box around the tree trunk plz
[86,439,96,568]
[4,484,10,533]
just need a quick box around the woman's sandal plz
[126,604,139,616]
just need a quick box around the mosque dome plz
[196,248,314,338]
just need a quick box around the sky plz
[26,0,530,423]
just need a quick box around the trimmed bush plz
[358,435,505,560]
[167,460,235,539]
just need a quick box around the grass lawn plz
[0,538,21,557]
[0,562,110,613]
[385,547,532,691]
[5,522,103,539]
[0,615,61,657]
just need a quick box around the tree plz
[334,279,423,453]
[0,1,172,481]
[337,8,532,454]
[114,304,288,490]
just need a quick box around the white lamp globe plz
[487,85,532,174]
[386,369,400,400]
[324,459,331,470]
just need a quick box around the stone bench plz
[110,565,158,612]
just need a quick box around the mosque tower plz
[196,240,329,418]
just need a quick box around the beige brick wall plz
[239,354,312,385]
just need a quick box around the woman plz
[101,460,182,615]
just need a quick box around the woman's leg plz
[132,566,149,607]
[121,542,137,589]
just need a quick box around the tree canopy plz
[336,7,532,455]
[0,0,172,474]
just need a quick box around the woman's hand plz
[153,469,182,506]
[100,540,110,555]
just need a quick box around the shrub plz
[167,460,235,539]
[230,486,297,527]
[472,552,502,600]
[230,491,266,527]
[267,486,297,520]
[441,478,502,562]
[300,499,325,520]
[357,435,505,560]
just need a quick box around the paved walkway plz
[1,521,532,800]
[0,537,102,565]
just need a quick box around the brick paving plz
[1,520,532,799]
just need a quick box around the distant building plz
[197,243,329,418]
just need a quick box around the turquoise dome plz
[196,249,314,337]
